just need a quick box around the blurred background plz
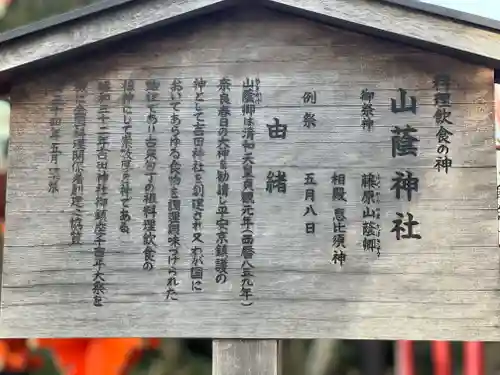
[0,1,499,374]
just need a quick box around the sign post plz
[213,340,280,375]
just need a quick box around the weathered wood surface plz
[2,9,496,339]
[0,0,228,74]
[3,0,500,75]
[213,340,280,375]
[266,0,500,65]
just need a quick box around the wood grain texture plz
[381,0,500,32]
[2,0,500,75]
[213,340,281,375]
[266,0,500,66]
[0,0,227,74]
[2,9,497,340]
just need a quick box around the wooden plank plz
[0,0,228,74]
[2,8,496,340]
[3,0,500,75]
[213,340,280,375]
[0,0,139,44]
[265,0,500,66]
[382,0,500,33]
[489,80,500,375]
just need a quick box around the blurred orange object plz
[0,339,43,373]
[431,341,452,375]
[464,342,484,375]
[31,338,161,375]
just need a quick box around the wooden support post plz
[213,340,281,375]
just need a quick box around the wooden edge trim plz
[0,0,231,74]
[265,0,500,68]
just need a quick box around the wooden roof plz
[1,0,500,79]
[382,0,500,32]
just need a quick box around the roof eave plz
[265,0,500,69]
[0,0,235,76]
[1,0,500,78]
[381,0,500,33]
[0,0,138,45]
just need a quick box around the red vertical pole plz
[431,341,452,375]
[464,342,483,375]
[396,341,414,375]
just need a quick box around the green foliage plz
[30,349,60,375]
[0,0,102,32]
[128,340,212,375]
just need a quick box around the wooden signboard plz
[2,9,496,340]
